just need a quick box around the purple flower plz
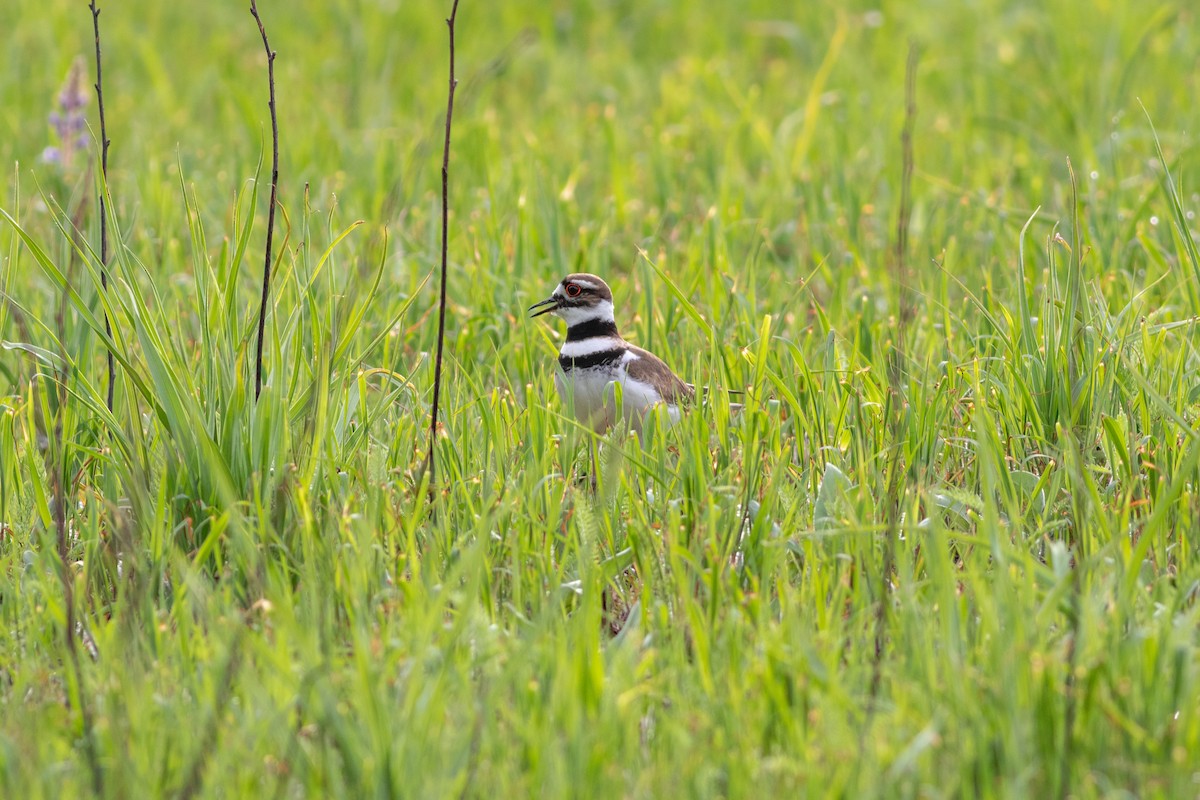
[45,56,91,172]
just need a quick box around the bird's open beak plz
[528,296,559,318]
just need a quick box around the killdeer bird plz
[529,273,694,433]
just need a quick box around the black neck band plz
[559,349,626,371]
[566,318,619,342]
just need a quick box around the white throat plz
[555,298,615,328]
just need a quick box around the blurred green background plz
[2,1,1199,797]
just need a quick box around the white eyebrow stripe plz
[568,279,599,290]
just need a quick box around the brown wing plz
[625,345,694,405]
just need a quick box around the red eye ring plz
[565,283,582,297]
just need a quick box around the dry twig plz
[250,0,280,400]
[425,0,462,493]
[90,1,115,411]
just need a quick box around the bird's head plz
[528,273,615,327]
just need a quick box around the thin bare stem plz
[426,0,462,493]
[46,353,103,793]
[1057,158,1084,800]
[90,1,114,412]
[53,459,104,797]
[250,0,280,400]
[864,43,919,745]
[893,47,918,291]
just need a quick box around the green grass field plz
[3,0,1200,796]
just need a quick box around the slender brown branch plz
[59,184,92,357]
[46,352,103,794]
[53,460,105,797]
[90,1,115,412]
[893,47,917,291]
[864,43,919,742]
[250,0,280,400]
[1057,159,1085,800]
[425,0,462,493]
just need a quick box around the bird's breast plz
[555,351,674,433]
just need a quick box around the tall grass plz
[1,0,1199,796]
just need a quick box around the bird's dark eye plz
[565,283,582,297]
